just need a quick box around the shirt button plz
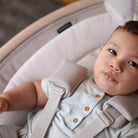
[95,94,101,98]
[85,106,90,111]
[73,118,78,123]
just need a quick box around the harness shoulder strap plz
[72,93,138,138]
[31,59,88,138]
[71,110,114,138]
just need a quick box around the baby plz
[0,20,138,138]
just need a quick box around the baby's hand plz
[0,97,8,114]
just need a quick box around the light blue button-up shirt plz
[27,76,138,138]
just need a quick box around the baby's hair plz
[116,20,138,35]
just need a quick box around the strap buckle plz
[98,110,114,127]
[50,84,65,96]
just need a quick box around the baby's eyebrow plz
[108,42,120,48]
[130,53,138,59]
[133,55,138,59]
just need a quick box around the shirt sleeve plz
[41,78,51,98]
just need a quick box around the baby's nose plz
[110,62,123,73]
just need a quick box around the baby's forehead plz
[108,31,138,51]
[112,29,127,36]
[113,28,138,38]
[110,29,138,43]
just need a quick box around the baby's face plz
[94,30,138,96]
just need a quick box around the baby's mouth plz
[104,72,116,82]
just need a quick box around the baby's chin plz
[94,75,127,96]
[94,80,115,96]
[100,87,119,96]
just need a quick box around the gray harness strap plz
[31,85,65,138]
[71,110,114,138]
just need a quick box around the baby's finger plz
[0,97,8,114]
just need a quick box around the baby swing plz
[0,0,138,137]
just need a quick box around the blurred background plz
[0,0,65,47]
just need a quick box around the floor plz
[0,0,63,47]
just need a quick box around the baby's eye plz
[109,49,117,55]
[128,61,138,68]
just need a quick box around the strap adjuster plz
[50,84,65,96]
[98,110,114,127]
